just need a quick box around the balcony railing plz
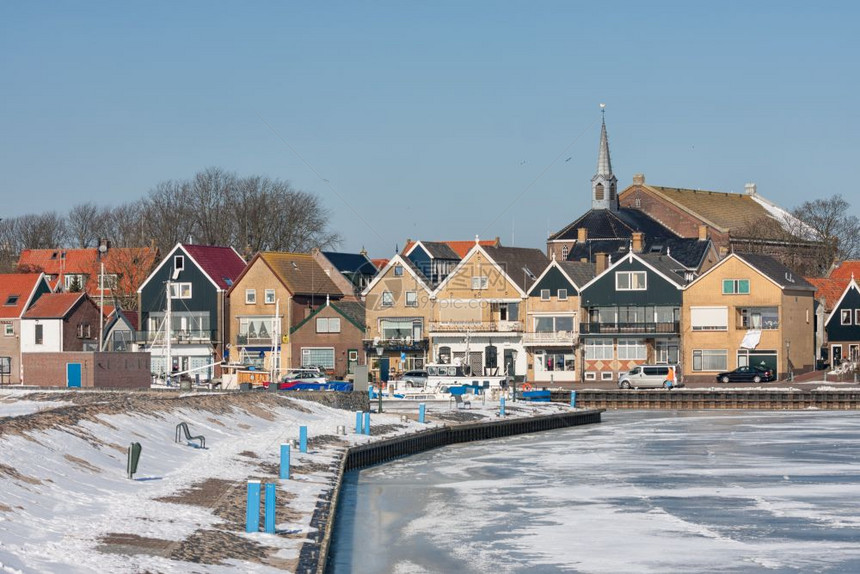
[429,321,524,333]
[580,322,680,335]
[362,338,429,352]
[137,330,217,344]
[522,332,578,346]
[236,334,279,345]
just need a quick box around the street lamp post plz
[375,344,384,413]
[97,239,109,352]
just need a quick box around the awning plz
[740,330,762,350]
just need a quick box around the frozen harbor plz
[330,411,860,573]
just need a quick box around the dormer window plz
[4,295,19,306]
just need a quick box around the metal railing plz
[136,330,216,343]
[522,332,578,346]
[580,321,680,335]
[429,321,524,333]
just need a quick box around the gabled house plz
[226,252,348,375]
[361,253,434,378]
[102,308,139,352]
[17,244,159,309]
[404,238,500,285]
[0,273,51,383]
[21,292,102,353]
[524,258,594,383]
[137,244,246,381]
[579,252,685,382]
[682,253,816,381]
[806,276,849,367]
[430,241,549,380]
[821,276,860,365]
[289,298,366,379]
[314,249,378,294]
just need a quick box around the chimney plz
[698,224,708,241]
[577,227,588,242]
[632,232,644,253]
[633,173,645,185]
[745,183,757,196]
[595,252,609,275]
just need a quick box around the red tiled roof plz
[182,245,248,290]
[806,277,850,311]
[370,258,389,270]
[23,293,85,319]
[0,274,45,319]
[830,260,860,280]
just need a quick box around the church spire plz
[591,104,618,211]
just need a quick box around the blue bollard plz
[355,410,363,434]
[500,396,506,417]
[368,385,374,400]
[363,411,371,435]
[279,444,290,479]
[419,402,426,424]
[299,426,308,453]
[264,483,276,533]
[570,390,577,408]
[245,480,261,533]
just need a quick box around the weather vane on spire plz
[600,102,606,119]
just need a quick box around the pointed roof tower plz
[591,105,618,211]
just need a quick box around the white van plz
[618,365,682,389]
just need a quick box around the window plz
[264,289,276,304]
[842,310,853,325]
[174,255,184,271]
[4,295,19,306]
[238,316,275,342]
[381,291,394,307]
[0,356,10,375]
[722,279,750,295]
[4,323,12,336]
[394,265,403,277]
[693,349,728,371]
[601,372,615,381]
[169,283,192,299]
[856,309,860,325]
[35,324,43,345]
[537,351,575,372]
[76,323,91,339]
[541,289,551,301]
[561,245,569,260]
[98,274,118,290]
[584,371,597,381]
[534,315,574,333]
[691,306,728,331]
[739,307,779,330]
[63,274,85,291]
[406,291,418,307]
[617,339,647,360]
[301,347,335,369]
[471,276,489,290]
[316,317,341,333]
[616,271,646,291]
[380,318,422,340]
[585,339,613,360]
[558,289,568,300]
[245,289,256,304]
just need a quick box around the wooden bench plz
[175,422,206,448]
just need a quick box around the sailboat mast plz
[165,280,172,383]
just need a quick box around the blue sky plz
[2,1,858,257]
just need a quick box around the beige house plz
[361,253,434,378]
[0,273,51,384]
[430,242,548,380]
[682,253,815,382]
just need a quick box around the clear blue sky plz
[2,1,858,257]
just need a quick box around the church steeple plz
[591,105,618,211]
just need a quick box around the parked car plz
[401,370,429,388]
[281,368,327,385]
[716,365,775,384]
[618,365,682,389]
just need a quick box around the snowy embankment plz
[0,389,567,573]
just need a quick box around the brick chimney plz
[633,173,645,185]
[595,252,609,275]
[698,224,708,241]
[632,232,644,253]
[577,227,588,242]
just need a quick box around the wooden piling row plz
[549,390,860,410]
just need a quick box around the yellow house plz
[431,241,548,380]
[682,253,815,382]
[361,253,434,378]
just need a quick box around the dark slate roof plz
[558,261,596,288]
[321,251,378,275]
[483,245,550,292]
[419,241,461,260]
[735,253,816,291]
[400,256,433,287]
[334,300,366,329]
[639,254,687,286]
[661,238,711,270]
[550,208,678,242]
[567,236,709,271]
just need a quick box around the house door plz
[66,363,82,388]
[832,345,843,366]
[347,350,358,374]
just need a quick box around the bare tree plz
[16,212,68,249]
[67,203,104,248]
[791,194,860,261]
[140,180,196,252]
[188,167,235,246]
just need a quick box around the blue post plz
[279,444,290,479]
[299,426,308,453]
[500,396,506,417]
[264,483,276,533]
[570,390,577,408]
[355,410,363,434]
[368,384,374,400]
[363,411,371,435]
[245,480,261,533]
[418,402,426,424]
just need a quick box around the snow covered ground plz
[0,388,574,573]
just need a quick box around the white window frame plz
[394,265,403,277]
[856,309,860,325]
[169,283,192,299]
[63,274,85,291]
[381,291,394,307]
[4,323,13,337]
[405,291,418,307]
[471,276,489,290]
[691,306,728,331]
[316,317,341,333]
[616,271,647,291]
[98,274,118,290]
[585,338,614,360]
[842,309,852,325]
[245,289,256,304]
[584,371,597,381]
[617,338,647,360]
[174,255,185,272]
[692,349,728,372]
[301,347,335,369]
[541,289,551,301]
[558,289,568,300]
[601,372,615,381]
[264,289,276,304]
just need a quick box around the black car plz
[716,365,775,384]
